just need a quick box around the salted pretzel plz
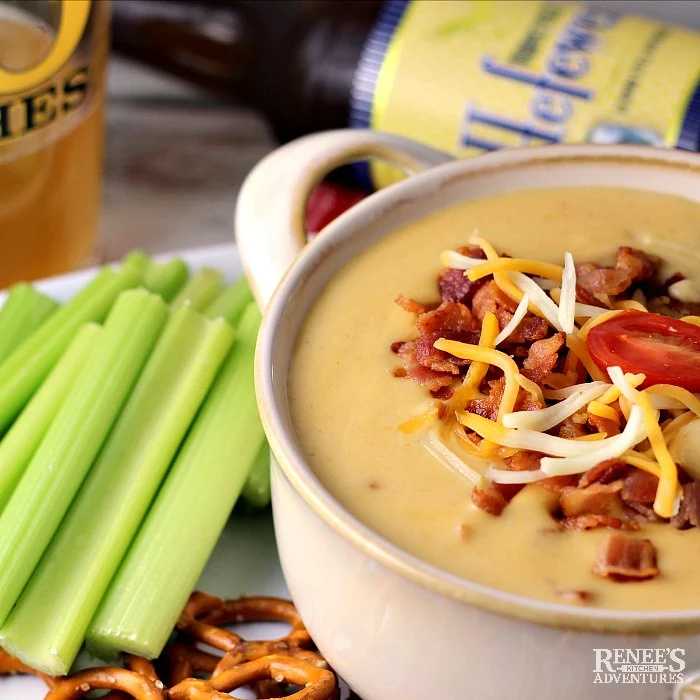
[177,592,312,653]
[168,654,336,700]
[0,648,57,689]
[44,667,166,700]
[103,655,162,700]
[212,642,326,678]
[163,642,220,687]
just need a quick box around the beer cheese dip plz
[289,187,700,610]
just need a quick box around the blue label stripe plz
[677,80,700,152]
[350,0,410,188]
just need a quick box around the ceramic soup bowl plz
[235,130,700,700]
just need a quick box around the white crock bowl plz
[235,131,700,700]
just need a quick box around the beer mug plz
[0,0,108,287]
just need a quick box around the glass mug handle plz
[0,0,91,94]
[235,129,454,307]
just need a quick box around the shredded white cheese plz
[502,382,609,432]
[557,252,576,334]
[487,467,549,484]
[494,294,529,346]
[539,406,646,476]
[422,430,484,486]
[506,271,563,331]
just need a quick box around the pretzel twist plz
[168,654,336,700]
[103,656,162,700]
[0,648,57,689]
[212,642,326,678]
[44,667,166,700]
[176,592,242,652]
[163,643,220,687]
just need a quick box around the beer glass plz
[0,0,109,287]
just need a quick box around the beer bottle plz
[112,0,700,188]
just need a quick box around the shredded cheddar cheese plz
[662,411,697,441]
[681,315,700,326]
[613,300,648,312]
[434,337,519,420]
[587,400,620,423]
[565,335,609,382]
[466,258,564,283]
[577,309,625,340]
[646,384,700,418]
[620,451,662,478]
[515,374,544,404]
[398,405,439,434]
[634,392,678,518]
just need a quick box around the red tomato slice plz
[587,311,700,391]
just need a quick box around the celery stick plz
[0,308,234,674]
[0,323,101,514]
[0,265,142,434]
[121,250,151,276]
[241,441,271,510]
[144,259,189,302]
[172,268,223,311]
[203,276,254,326]
[87,303,263,659]
[0,285,58,364]
[0,289,167,627]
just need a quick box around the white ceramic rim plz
[255,142,700,635]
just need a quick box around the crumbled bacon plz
[416,301,478,335]
[558,416,589,439]
[671,481,700,529]
[414,330,478,373]
[522,332,565,383]
[504,451,542,472]
[394,294,435,315]
[624,502,663,524]
[471,281,518,320]
[494,308,549,344]
[457,245,487,260]
[621,470,659,504]
[587,414,620,436]
[538,475,579,493]
[579,459,628,487]
[471,482,523,516]
[397,342,454,392]
[576,246,659,298]
[616,246,660,283]
[559,481,623,517]
[390,341,405,354]
[431,386,454,400]
[593,534,658,580]
[575,284,603,307]
[438,268,485,304]
[555,589,593,604]
[561,514,629,531]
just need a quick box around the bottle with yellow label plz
[111,0,700,189]
[0,1,109,286]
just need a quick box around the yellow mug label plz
[352,0,700,188]
[0,0,91,95]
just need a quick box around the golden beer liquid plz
[0,4,107,287]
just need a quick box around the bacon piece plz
[575,284,603,307]
[579,459,628,488]
[624,502,664,524]
[593,534,658,580]
[561,514,629,530]
[558,416,589,439]
[438,268,485,305]
[522,332,565,383]
[538,475,578,493]
[559,481,623,517]
[395,294,436,315]
[504,451,542,472]
[397,341,454,392]
[556,589,593,604]
[671,481,700,529]
[431,386,453,400]
[417,301,478,335]
[390,341,405,354]
[575,262,631,296]
[471,482,523,516]
[587,413,620,436]
[621,470,659,504]
[465,378,505,421]
[615,246,660,283]
[415,330,479,373]
[494,308,549,344]
[457,245,487,260]
[471,281,518,320]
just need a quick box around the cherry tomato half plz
[587,310,700,391]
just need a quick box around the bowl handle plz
[235,129,454,307]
